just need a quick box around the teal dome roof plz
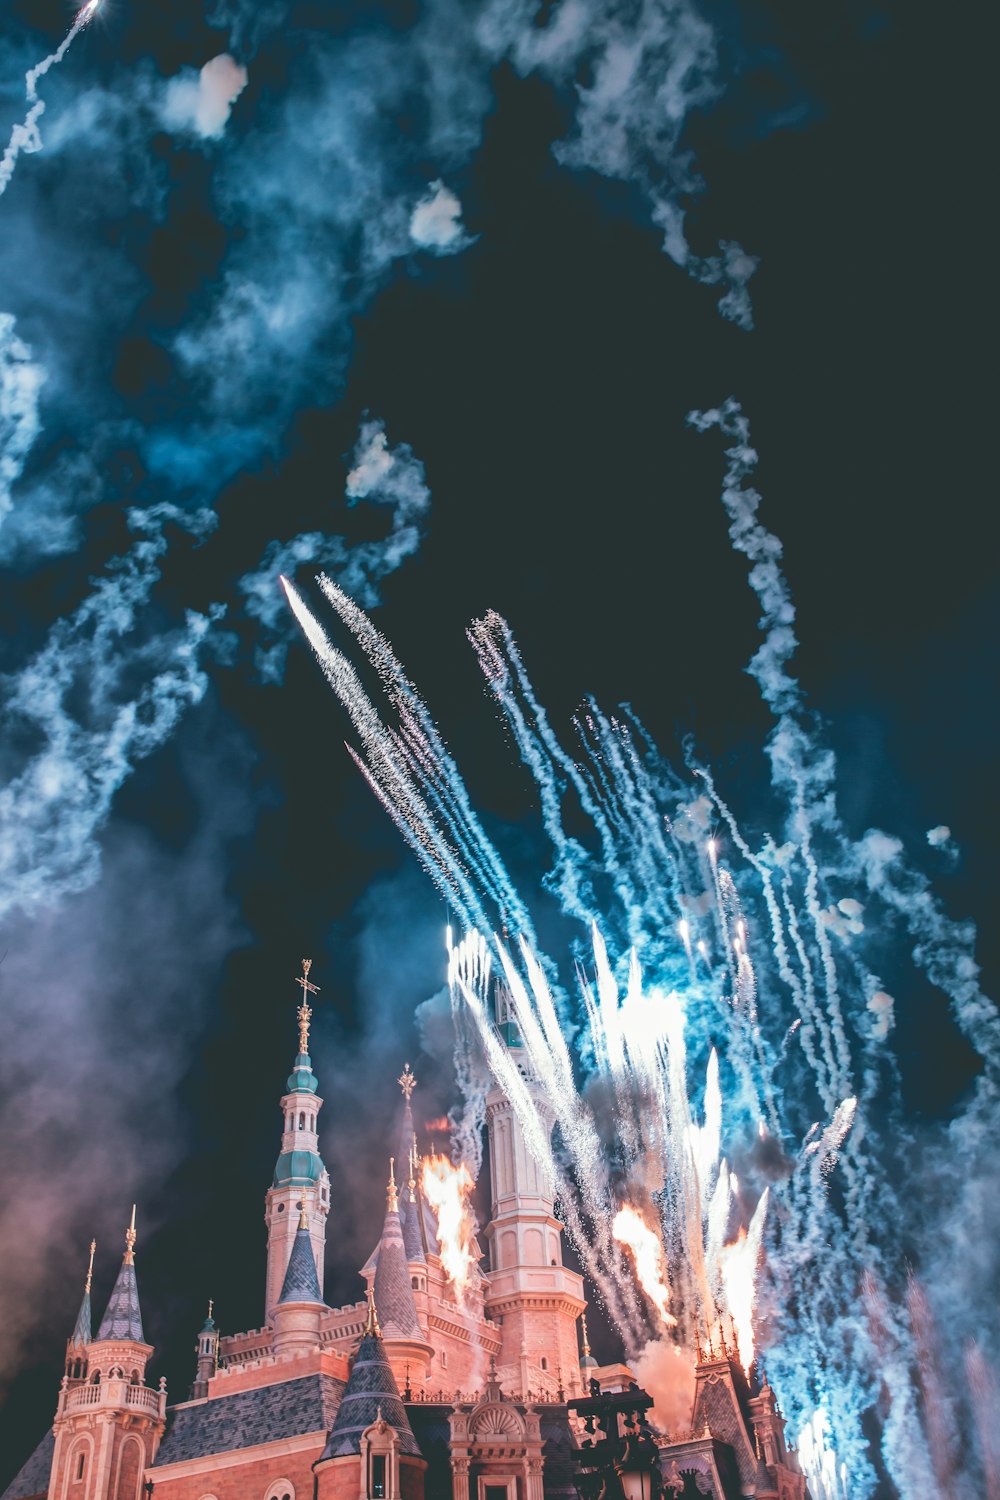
[273,1148,324,1186]
[286,1052,318,1094]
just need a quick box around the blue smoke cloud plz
[240,418,431,681]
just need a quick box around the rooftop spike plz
[70,1239,96,1347]
[124,1203,136,1266]
[387,1157,399,1214]
[295,957,320,1054]
[397,1062,416,1100]
[365,1284,380,1337]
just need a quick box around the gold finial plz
[124,1204,137,1266]
[581,1311,591,1358]
[387,1158,399,1213]
[298,1195,310,1231]
[84,1238,96,1296]
[295,958,320,1054]
[364,1284,380,1337]
[398,1063,416,1101]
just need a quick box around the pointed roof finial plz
[298,1195,310,1231]
[581,1311,591,1357]
[295,958,320,1054]
[364,1283,380,1337]
[85,1238,96,1296]
[124,1204,137,1266]
[398,1063,416,1100]
[387,1158,399,1213]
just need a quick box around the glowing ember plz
[718,1187,769,1374]
[421,1153,477,1298]
[612,1204,676,1329]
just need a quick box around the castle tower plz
[190,1300,218,1399]
[483,982,585,1395]
[264,958,331,1319]
[273,1201,327,1355]
[50,1208,166,1500]
[314,1292,426,1500]
[64,1239,96,1387]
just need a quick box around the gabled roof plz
[318,1329,420,1460]
[96,1258,144,1343]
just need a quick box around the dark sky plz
[0,0,995,1490]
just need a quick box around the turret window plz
[298,1112,306,1130]
[77,1453,86,1480]
[370,1453,387,1498]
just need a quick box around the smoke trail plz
[0,505,223,922]
[240,420,432,682]
[0,1,99,200]
[0,314,43,535]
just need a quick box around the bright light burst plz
[421,1153,477,1300]
[612,1204,676,1329]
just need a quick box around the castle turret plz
[50,1208,166,1500]
[314,1292,426,1500]
[264,958,331,1319]
[483,982,585,1395]
[64,1239,96,1386]
[370,1159,434,1390]
[273,1200,326,1355]
[191,1300,218,1399]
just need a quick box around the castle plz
[2,962,807,1500]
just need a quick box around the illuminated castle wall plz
[1,967,808,1500]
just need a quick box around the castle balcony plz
[61,1377,166,1420]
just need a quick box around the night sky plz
[0,0,996,1492]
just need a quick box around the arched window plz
[91,1370,101,1385]
[298,1112,305,1130]
[540,1356,548,1371]
[264,1482,295,1500]
[130,1369,140,1385]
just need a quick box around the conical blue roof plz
[279,1223,323,1305]
[373,1203,422,1341]
[399,1184,426,1265]
[319,1328,420,1459]
[97,1258,144,1343]
[70,1287,92,1347]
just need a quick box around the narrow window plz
[371,1454,386,1498]
[76,1453,86,1480]
[298,1112,305,1130]
[440,1351,448,1368]
[540,1356,548,1371]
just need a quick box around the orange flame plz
[421,1154,477,1298]
[612,1204,676,1329]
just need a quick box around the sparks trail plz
[285,404,999,1498]
[0,1,100,201]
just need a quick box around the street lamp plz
[567,1379,662,1500]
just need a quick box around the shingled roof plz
[96,1257,144,1343]
[278,1221,324,1305]
[318,1328,420,1459]
[372,1197,423,1341]
[0,1429,54,1500]
[153,1372,345,1466]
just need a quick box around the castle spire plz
[265,958,330,1319]
[97,1208,145,1342]
[70,1239,96,1347]
[296,957,319,1055]
[372,1160,423,1341]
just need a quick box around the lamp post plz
[567,1379,662,1500]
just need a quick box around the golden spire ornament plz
[124,1204,137,1265]
[84,1238,96,1295]
[387,1158,399,1213]
[364,1283,380,1336]
[295,958,320,1053]
[581,1311,592,1359]
[397,1062,416,1100]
